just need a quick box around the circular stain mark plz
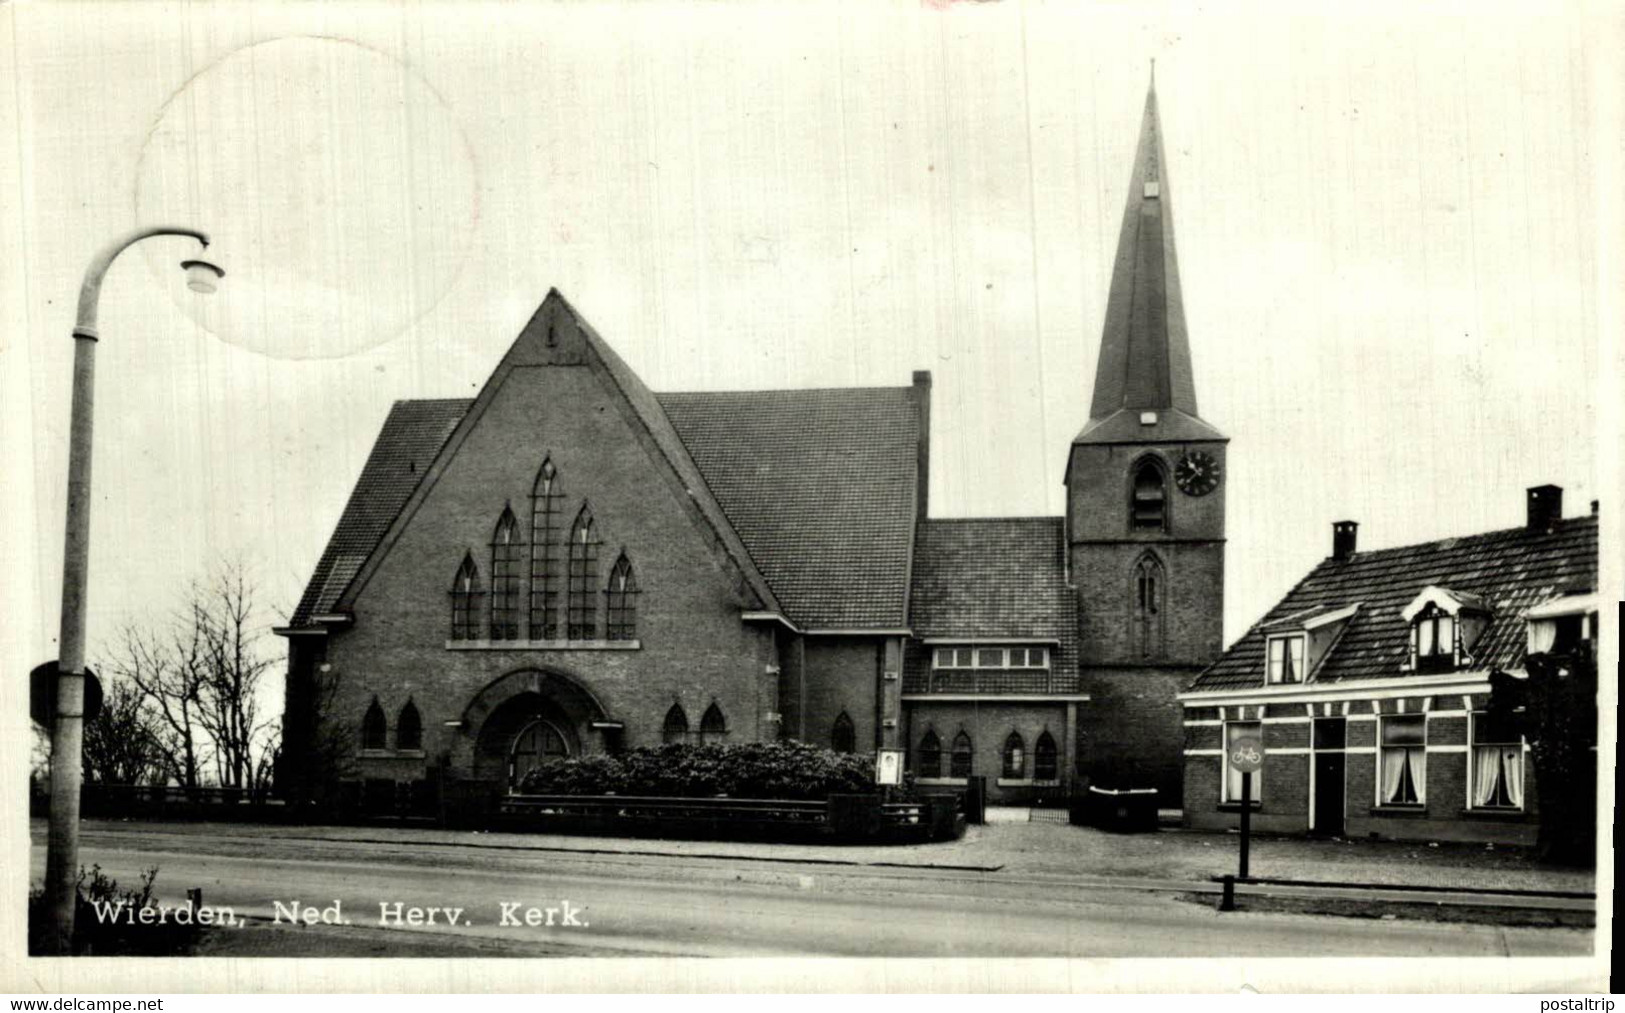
[134,36,480,360]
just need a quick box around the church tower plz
[1067,74,1227,800]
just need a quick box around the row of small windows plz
[450,458,641,642]
[661,702,729,743]
[916,729,1058,781]
[361,697,421,751]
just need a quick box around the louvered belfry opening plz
[1131,458,1167,530]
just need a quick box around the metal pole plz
[41,226,209,955]
[1239,770,1252,881]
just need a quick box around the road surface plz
[29,822,1591,958]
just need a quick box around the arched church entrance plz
[463,668,611,791]
[509,718,571,786]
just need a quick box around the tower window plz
[1133,553,1166,658]
[605,552,639,641]
[917,730,942,778]
[567,505,600,639]
[490,507,522,640]
[449,553,482,641]
[1130,458,1167,531]
[529,459,563,640]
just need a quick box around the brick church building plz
[276,80,1228,808]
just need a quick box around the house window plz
[1379,715,1426,806]
[1470,712,1524,810]
[917,730,942,778]
[1266,634,1306,684]
[661,703,688,744]
[831,712,856,753]
[449,554,482,641]
[1002,732,1025,779]
[1130,457,1167,531]
[529,459,563,640]
[1411,603,1456,673]
[567,505,600,639]
[361,698,387,751]
[950,731,973,778]
[395,700,422,751]
[605,553,639,641]
[700,703,727,743]
[1133,554,1165,658]
[932,646,1049,668]
[490,507,522,640]
[1222,721,1261,803]
[1034,731,1058,782]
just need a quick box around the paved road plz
[31,823,1590,958]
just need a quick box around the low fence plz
[495,792,964,843]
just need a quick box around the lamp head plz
[180,259,225,294]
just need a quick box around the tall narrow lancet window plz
[831,712,856,753]
[1133,553,1166,658]
[950,731,974,778]
[567,504,600,639]
[489,507,522,640]
[395,699,422,751]
[361,697,387,750]
[700,703,727,743]
[1034,731,1059,782]
[662,703,689,745]
[1002,732,1026,779]
[605,552,639,641]
[529,459,563,640]
[917,730,942,778]
[449,553,482,641]
[1130,458,1167,531]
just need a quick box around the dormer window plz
[1401,586,1490,673]
[1525,592,1597,657]
[1266,634,1306,684]
[1411,602,1456,673]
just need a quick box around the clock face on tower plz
[1175,450,1221,497]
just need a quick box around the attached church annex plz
[276,80,1228,808]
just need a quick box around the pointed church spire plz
[1083,73,1213,439]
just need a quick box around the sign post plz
[875,748,904,787]
[1228,735,1263,881]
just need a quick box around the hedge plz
[516,741,905,800]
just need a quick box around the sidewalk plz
[76,817,1596,895]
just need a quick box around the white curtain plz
[1380,747,1406,803]
[1472,746,1501,808]
[1528,619,1558,653]
[1502,747,1524,807]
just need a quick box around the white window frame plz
[1265,634,1307,685]
[1221,720,1262,805]
[932,645,1050,670]
[1376,714,1427,807]
[1467,711,1526,812]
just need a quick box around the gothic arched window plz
[567,504,601,639]
[950,731,974,778]
[918,729,942,778]
[1002,731,1026,779]
[396,699,422,751]
[605,552,639,641]
[529,459,563,639]
[1034,730,1058,782]
[1133,552,1166,659]
[831,711,856,753]
[1130,457,1167,531]
[449,553,482,641]
[490,507,522,640]
[662,703,689,745]
[700,703,727,743]
[361,697,387,751]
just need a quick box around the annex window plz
[1002,732,1025,779]
[700,703,727,742]
[1411,603,1456,674]
[1222,721,1261,804]
[831,712,856,754]
[449,553,482,641]
[1034,730,1058,782]
[932,646,1049,668]
[1266,634,1306,684]
[1379,715,1426,806]
[361,698,387,751]
[917,730,942,778]
[661,703,689,745]
[1527,594,1597,657]
[567,505,601,639]
[1130,457,1167,531]
[1470,712,1524,810]
[395,699,422,751]
[950,731,973,778]
[605,552,639,641]
[1133,553,1165,658]
[529,459,563,640]
[490,507,522,640]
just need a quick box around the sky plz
[4,2,1617,697]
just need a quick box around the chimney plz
[1332,521,1358,562]
[1591,499,1599,516]
[912,370,932,520]
[1526,484,1563,532]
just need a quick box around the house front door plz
[1312,718,1346,837]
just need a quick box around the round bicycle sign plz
[1228,737,1264,773]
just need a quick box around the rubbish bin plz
[1085,785,1158,832]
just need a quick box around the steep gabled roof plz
[656,387,919,629]
[1189,514,1598,693]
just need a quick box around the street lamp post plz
[42,226,223,956]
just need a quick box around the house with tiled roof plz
[277,77,1228,808]
[1178,487,1598,844]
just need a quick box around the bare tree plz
[81,679,165,785]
